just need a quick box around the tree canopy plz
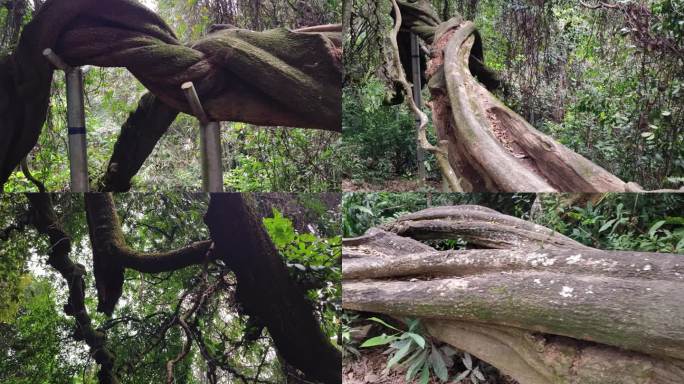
[0,192,342,383]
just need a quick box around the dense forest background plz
[0,0,342,192]
[342,0,684,191]
[0,193,341,383]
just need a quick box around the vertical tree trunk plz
[204,194,341,384]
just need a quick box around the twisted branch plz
[388,0,463,192]
[0,0,342,187]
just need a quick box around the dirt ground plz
[343,349,436,384]
[342,178,443,192]
[343,349,519,384]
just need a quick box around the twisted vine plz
[0,0,342,187]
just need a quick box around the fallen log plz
[342,205,684,384]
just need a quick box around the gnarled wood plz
[0,0,341,187]
[394,0,637,192]
[342,205,684,384]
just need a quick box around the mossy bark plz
[84,193,213,315]
[0,0,341,187]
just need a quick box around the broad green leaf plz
[387,339,414,369]
[419,363,430,384]
[599,219,616,233]
[429,347,449,382]
[406,349,428,381]
[356,206,375,216]
[367,317,401,331]
[402,332,426,349]
[360,333,398,348]
[676,237,684,252]
[649,220,667,237]
[400,348,425,369]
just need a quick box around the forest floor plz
[342,178,443,192]
[343,349,519,384]
[343,349,430,384]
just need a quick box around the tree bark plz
[342,205,684,384]
[393,0,636,192]
[205,194,341,384]
[84,193,213,315]
[98,93,179,192]
[27,193,119,384]
[0,0,342,187]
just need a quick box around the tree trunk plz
[394,0,635,192]
[205,194,341,384]
[342,205,684,384]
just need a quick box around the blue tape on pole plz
[68,127,86,135]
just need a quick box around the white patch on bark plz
[565,254,583,264]
[528,252,556,266]
[560,286,574,298]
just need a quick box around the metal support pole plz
[43,48,89,192]
[410,33,427,187]
[182,82,223,192]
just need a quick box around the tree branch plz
[84,193,214,315]
[205,194,341,384]
[26,193,119,384]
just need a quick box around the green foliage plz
[342,192,684,253]
[536,193,684,252]
[360,317,487,384]
[345,0,684,189]
[0,279,81,384]
[341,312,361,358]
[341,78,433,182]
[225,124,341,192]
[263,208,342,341]
[0,193,340,383]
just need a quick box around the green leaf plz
[360,333,398,348]
[419,363,430,384]
[676,237,684,252]
[406,349,428,381]
[367,317,401,332]
[387,339,414,369]
[402,332,426,349]
[599,219,616,233]
[356,206,375,216]
[649,220,667,237]
[429,347,449,382]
